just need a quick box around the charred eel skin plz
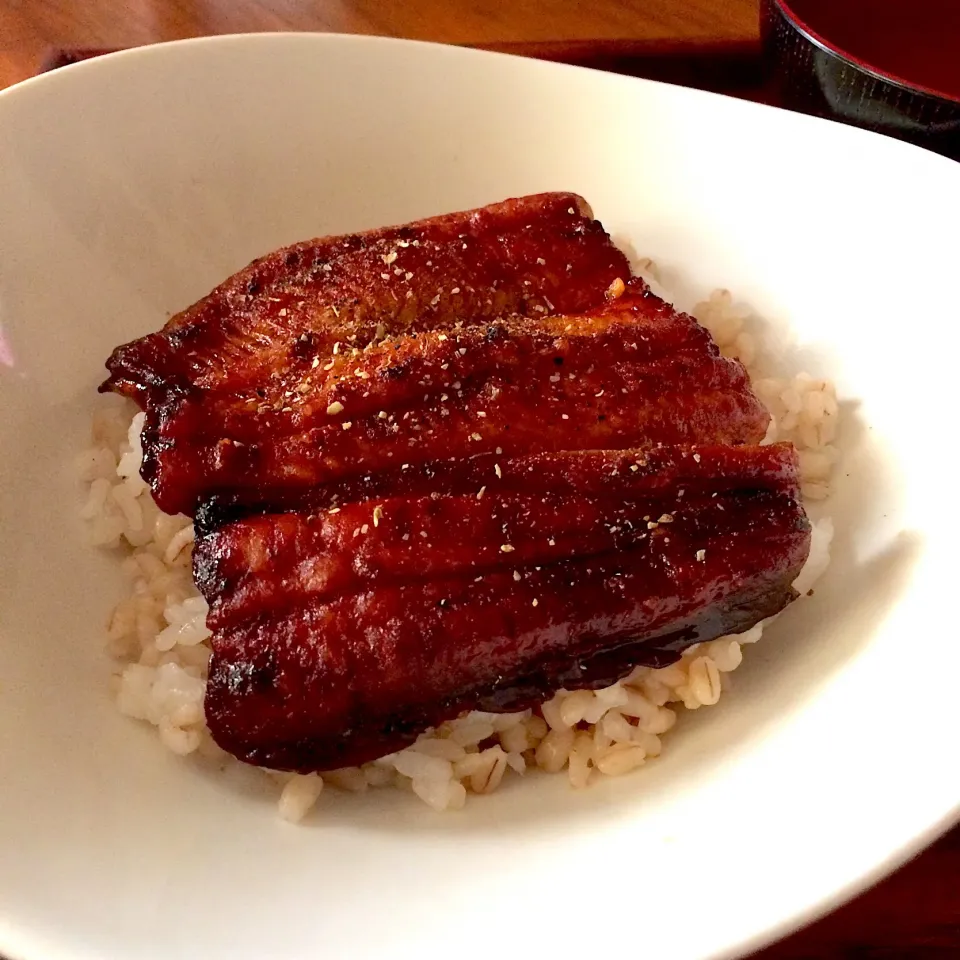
[196,444,810,772]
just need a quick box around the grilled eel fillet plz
[98,193,807,774]
[101,192,632,514]
[196,444,811,772]
[105,271,770,518]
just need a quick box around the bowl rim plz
[768,0,960,108]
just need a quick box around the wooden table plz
[0,0,763,88]
[1,2,958,957]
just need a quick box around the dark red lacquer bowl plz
[761,0,960,160]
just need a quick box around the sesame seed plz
[494,463,502,478]
[658,514,674,523]
[342,421,353,430]
[328,507,340,514]
[567,207,575,214]
[405,271,413,281]
[380,272,390,281]
[696,549,706,562]
[606,277,626,300]
[352,527,360,537]
[361,524,369,534]
[630,464,639,473]
[373,505,383,527]
[549,374,560,383]
[561,414,569,420]
[548,538,556,546]
[451,287,460,294]
[402,533,409,541]
[378,410,388,419]
[470,432,482,441]
[536,257,546,265]
[420,531,428,538]
[693,453,701,463]
[500,544,515,553]
[496,447,503,455]
[326,401,344,415]
[647,521,659,530]
[311,357,320,369]
[477,411,487,417]
[477,486,486,499]
[382,251,398,265]
[532,598,539,607]
[332,342,340,355]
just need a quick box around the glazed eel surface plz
[101,193,810,772]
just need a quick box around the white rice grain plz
[468,747,508,795]
[278,775,324,823]
[391,751,453,783]
[410,738,467,762]
[163,525,195,564]
[595,742,647,777]
[323,767,368,793]
[535,728,576,773]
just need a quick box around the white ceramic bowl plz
[1,33,958,960]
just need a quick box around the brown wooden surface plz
[1,3,958,958]
[0,0,759,90]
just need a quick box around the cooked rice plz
[80,271,837,822]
